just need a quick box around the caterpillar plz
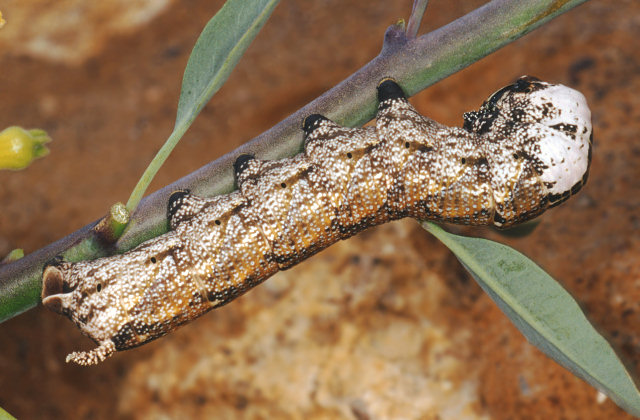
[41,76,592,365]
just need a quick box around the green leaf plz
[174,0,280,130]
[0,406,16,420]
[125,0,280,212]
[422,221,640,417]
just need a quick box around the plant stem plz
[406,0,429,39]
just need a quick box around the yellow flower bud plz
[0,126,51,170]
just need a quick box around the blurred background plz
[0,0,638,418]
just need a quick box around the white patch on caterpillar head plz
[528,84,592,195]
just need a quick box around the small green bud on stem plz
[0,126,51,170]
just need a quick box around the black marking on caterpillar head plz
[547,189,572,207]
[463,76,548,135]
[489,75,544,106]
[462,110,479,132]
[463,103,500,135]
[303,114,329,137]
[549,123,578,141]
[377,78,406,108]
[234,154,256,178]
[547,169,590,209]
[512,75,542,92]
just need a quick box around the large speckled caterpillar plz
[41,77,592,365]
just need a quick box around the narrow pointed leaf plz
[0,405,16,420]
[126,0,280,212]
[174,0,280,130]
[422,221,640,417]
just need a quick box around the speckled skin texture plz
[41,77,591,366]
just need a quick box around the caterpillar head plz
[464,75,592,210]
